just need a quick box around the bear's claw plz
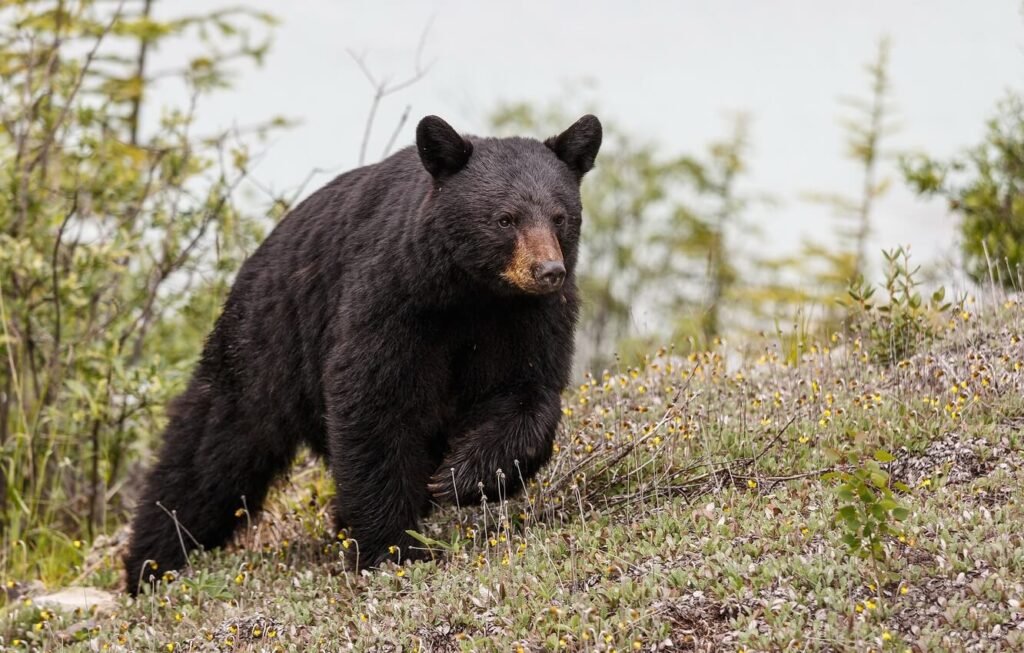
[426,473,458,503]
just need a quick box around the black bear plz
[124,113,602,594]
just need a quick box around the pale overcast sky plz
[150,0,1024,278]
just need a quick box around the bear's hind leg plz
[124,386,299,594]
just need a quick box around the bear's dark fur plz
[124,114,602,594]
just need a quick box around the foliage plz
[903,93,1024,289]
[823,449,910,562]
[845,247,952,365]
[0,0,279,582]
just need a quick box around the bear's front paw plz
[426,463,477,505]
[428,457,515,505]
[360,535,437,569]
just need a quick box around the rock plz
[34,587,116,614]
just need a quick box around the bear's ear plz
[545,114,602,179]
[416,115,473,179]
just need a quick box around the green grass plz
[2,297,1023,651]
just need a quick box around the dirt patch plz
[409,620,466,653]
[181,613,286,651]
[888,435,1011,487]
[884,571,1024,652]
[651,593,746,652]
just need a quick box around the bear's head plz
[416,114,602,297]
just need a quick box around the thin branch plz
[28,0,126,174]
[381,104,411,160]
[551,364,701,495]
[43,192,77,406]
[348,17,434,165]
[127,0,154,145]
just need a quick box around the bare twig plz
[44,192,77,406]
[381,104,411,159]
[563,408,804,517]
[28,0,125,174]
[348,18,434,165]
[551,364,702,497]
[87,415,102,540]
[751,413,799,465]
[127,0,154,145]
[125,168,246,365]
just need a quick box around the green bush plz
[0,0,279,582]
[845,247,952,365]
[903,93,1024,288]
[824,449,910,563]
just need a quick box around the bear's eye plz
[497,215,514,229]
[552,214,566,227]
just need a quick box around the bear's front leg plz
[428,387,562,505]
[324,327,449,568]
[330,428,439,567]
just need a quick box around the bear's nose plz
[533,261,566,291]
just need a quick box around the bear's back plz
[196,148,433,423]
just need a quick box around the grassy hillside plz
[3,297,1023,652]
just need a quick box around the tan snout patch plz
[501,227,563,293]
